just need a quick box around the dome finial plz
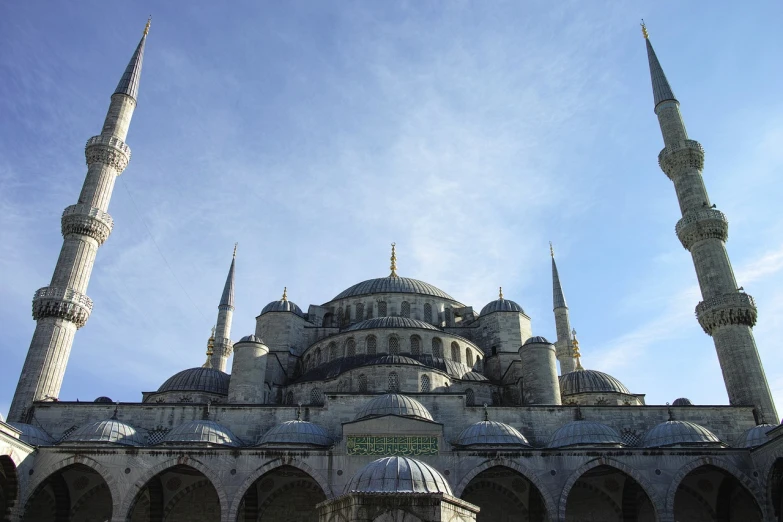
[282,286,288,302]
[572,329,584,371]
[483,403,489,421]
[498,286,503,299]
[203,328,215,368]
[233,242,238,258]
[668,405,674,421]
[296,403,302,421]
[389,243,398,278]
[640,19,649,39]
[143,16,151,37]
[550,241,554,258]
[112,403,119,420]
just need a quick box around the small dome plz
[356,394,433,422]
[672,397,692,406]
[260,299,304,317]
[371,355,424,366]
[257,420,333,447]
[8,423,54,446]
[66,419,144,446]
[481,298,524,316]
[453,421,530,447]
[94,396,113,403]
[333,277,456,301]
[460,371,489,382]
[559,369,630,395]
[163,420,240,446]
[238,334,264,344]
[643,420,722,448]
[158,367,230,395]
[735,424,776,448]
[548,421,624,448]
[346,456,452,494]
[348,317,440,332]
[523,336,551,346]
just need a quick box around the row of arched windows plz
[326,300,449,327]
[300,373,447,398]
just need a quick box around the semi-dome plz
[348,316,440,332]
[238,334,264,343]
[672,397,692,406]
[735,424,775,448]
[460,371,489,382]
[453,421,530,447]
[481,298,524,316]
[257,420,333,447]
[643,420,723,448]
[260,299,305,317]
[523,336,551,345]
[370,355,424,366]
[8,423,54,446]
[158,367,230,395]
[333,276,456,302]
[163,419,240,446]
[346,456,452,494]
[94,396,113,403]
[356,394,433,422]
[65,418,144,446]
[559,369,630,395]
[548,421,624,448]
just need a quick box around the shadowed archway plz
[0,455,19,521]
[21,463,112,522]
[673,464,762,521]
[235,465,326,521]
[564,465,656,522]
[126,464,221,522]
[460,466,548,522]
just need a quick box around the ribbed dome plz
[261,299,304,317]
[346,457,452,494]
[8,423,54,446]
[523,336,551,345]
[158,367,230,395]
[356,394,433,422]
[257,420,333,447]
[735,424,775,448]
[238,334,264,344]
[348,317,440,332]
[481,298,524,315]
[643,420,722,448]
[371,355,424,366]
[333,277,456,301]
[548,421,624,448]
[66,419,144,446]
[672,397,692,406]
[453,421,530,447]
[163,420,240,446]
[559,369,630,395]
[93,396,113,403]
[460,371,489,382]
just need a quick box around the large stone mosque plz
[2,19,783,522]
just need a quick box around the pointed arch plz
[0,455,19,521]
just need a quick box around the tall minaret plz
[8,21,151,421]
[643,23,777,420]
[211,245,236,371]
[551,243,576,374]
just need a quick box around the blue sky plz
[1,1,783,418]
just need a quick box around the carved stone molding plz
[32,286,93,328]
[61,204,114,245]
[675,208,728,250]
[696,292,757,335]
[84,135,131,173]
[658,139,704,180]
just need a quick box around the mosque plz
[1,19,783,522]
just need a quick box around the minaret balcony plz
[696,292,757,335]
[658,139,704,180]
[84,135,131,172]
[61,204,114,245]
[675,208,728,250]
[32,286,93,328]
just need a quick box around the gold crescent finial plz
[144,16,151,37]
[550,241,554,258]
[390,243,398,278]
[233,242,238,258]
[499,286,503,299]
[571,328,584,370]
[640,19,648,39]
[203,328,215,367]
[282,287,288,302]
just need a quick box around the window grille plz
[465,388,475,406]
[367,335,377,355]
[466,349,473,368]
[358,374,368,392]
[423,303,432,323]
[410,336,421,356]
[444,308,451,326]
[329,343,337,360]
[620,428,642,447]
[400,301,411,318]
[343,305,351,326]
[366,303,373,319]
[389,336,400,355]
[356,303,364,321]
[388,372,400,392]
[491,392,502,406]
[346,339,356,357]
[337,307,344,326]
[420,375,431,392]
[145,427,171,445]
[310,388,323,406]
[286,392,294,405]
[451,342,461,362]
[378,301,387,316]
[432,338,443,358]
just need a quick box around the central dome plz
[332,276,456,301]
[356,394,433,422]
[346,456,452,494]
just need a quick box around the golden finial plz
[203,328,215,368]
[549,241,555,258]
[389,243,398,278]
[572,328,584,371]
[233,242,238,258]
[282,287,288,302]
[483,403,489,421]
[143,16,151,37]
[640,19,649,39]
[499,286,504,300]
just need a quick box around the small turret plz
[228,335,269,404]
[519,336,561,405]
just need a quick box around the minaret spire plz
[212,246,237,371]
[8,23,151,421]
[644,26,777,419]
[550,243,576,374]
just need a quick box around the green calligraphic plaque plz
[346,435,438,456]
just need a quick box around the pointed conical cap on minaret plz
[642,21,677,108]
[220,244,236,308]
[114,18,150,101]
[551,242,567,309]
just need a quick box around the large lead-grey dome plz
[356,394,433,422]
[559,369,630,395]
[548,421,624,448]
[163,419,240,446]
[481,298,524,316]
[346,456,452,494]
[734,424,775,448]
[643,420,723,448]
[66,418,144,446]
[257,420,333,447]
[348,317,440,332]
[8,423,54,446]
[453,421,530,447]
[158,367,230,395]
[333,276,456,301]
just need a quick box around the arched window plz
[466,388,475,406]
[343,305,351,326]
[322,312,334,327]
[388,372,399,392]
[315,347,322,365]
[366,335,377,355]
[329,342,337,360]
[423,303,433,324]
[366,303,373,319]
[285,391,294,405]
[451,342,461,362]
[358,374,368,392]
[337,307,344,326]
[305,354,311,370]
[356,303,364,321]
[432,338,443,358]
[444,307,451,326]
[410,336,421,356]
[310,388,323,406]
[389,336,400,355]
[475,356,483,372]
[491,392,501,406]
[346,338,356,357]
[421,375,431,392]
[400,301,411,318]
[378,301,387,316]
[466,349,473,368]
